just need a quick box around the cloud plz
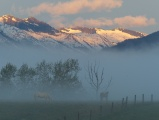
[11,4,28,16]
[65,16,156,28]
[28,0,123,16]
[114,16,156,27]
[49,17,67,28]
[72,18,113,28]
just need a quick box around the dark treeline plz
[0,59,83,93]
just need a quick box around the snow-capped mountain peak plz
[0,14,21,23]
[114,28,147,37]
[96,28,147,37]
[60,28,82,34]
[0,15,147,51]
[60,27,146,38]
[60,27,96,34]
[0,15,58,34]
[24,17,39,23]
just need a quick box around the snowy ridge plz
[60,28,82,34]
[0,15,147,51]
[96,28,139,42]
[58,27,146,50]
[0,23,63,50]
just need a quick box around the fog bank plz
[1,47,159,102]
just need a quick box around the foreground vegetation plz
[0,101,159,120]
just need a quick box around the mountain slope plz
[0,15,58,34]
[0,22,66,50]
[59,27,146,50]
[0,15,147,51]
[110,31,159,50]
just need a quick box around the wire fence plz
[59,93,156,120]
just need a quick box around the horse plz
[34,92,52,102]
[100,91,109,101]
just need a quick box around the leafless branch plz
[87,62,107,95]
[105,76,112,91]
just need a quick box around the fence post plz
[90,110,92,120]
[121,98,124,108]
[134,95,136,105]
[100,105,102,114]
[142,94,144,104]
[78,112,79,120]
[151,94,153,103]
[111,102,114,112]
[64,116,66,120]
[125,96,128,107]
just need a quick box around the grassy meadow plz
[0,101,159,120]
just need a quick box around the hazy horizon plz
[0,47,159,102]
[0,0,159,103]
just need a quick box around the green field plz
[0,101,159,120]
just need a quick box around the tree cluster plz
[0,59,82,91]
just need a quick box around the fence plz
[59,93,156,120]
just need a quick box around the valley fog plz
[0,47,159,102]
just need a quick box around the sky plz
[1,0,159,102]
[0,0,159,34]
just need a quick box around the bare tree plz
[103,76,112,91]
[100,77,112,101]
[87,62,104,96]
[87,62,111,99]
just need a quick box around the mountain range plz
[110,31,159,51]
[0,14,158,52]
